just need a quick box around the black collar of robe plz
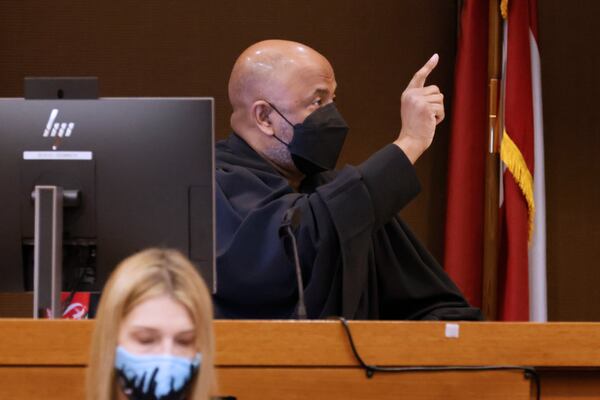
[214,133,482,321]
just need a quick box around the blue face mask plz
[114,346,202,400]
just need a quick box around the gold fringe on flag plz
[500,0,509,19]
[501,131,536,242]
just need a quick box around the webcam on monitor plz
[24,77,99,99]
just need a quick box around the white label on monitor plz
[23,151,93,160]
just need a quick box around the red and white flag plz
[444,0,546,321]
[499,0,546,321]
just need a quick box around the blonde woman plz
[87,248,215,400]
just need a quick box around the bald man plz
[214,40,481,320]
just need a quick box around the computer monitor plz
[0,98,215,293]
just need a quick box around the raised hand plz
[394,54,445,164]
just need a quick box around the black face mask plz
[269,102,349,175]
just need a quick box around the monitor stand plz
[32,186,80,318]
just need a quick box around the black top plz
[214,133,482,320]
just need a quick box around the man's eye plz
[312,98,322,106]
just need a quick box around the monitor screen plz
[0,98,215,293]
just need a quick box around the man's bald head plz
[228,39,331,112]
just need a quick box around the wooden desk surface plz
[1,319,599,399]
[1,319,600,367]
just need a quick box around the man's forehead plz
[297,63,336,90]
[273,65,336,106]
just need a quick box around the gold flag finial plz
[501,0,508,19]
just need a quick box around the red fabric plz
[60,292,90,319]
[499,0,535,321]
[529,0,538,40]
[444,0,489,308]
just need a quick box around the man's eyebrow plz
[313,88,330,97]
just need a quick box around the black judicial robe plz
[214,133,482,320]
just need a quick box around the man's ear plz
[252,101,275,136]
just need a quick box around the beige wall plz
[1,0,598,320]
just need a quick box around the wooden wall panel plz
[538,0,600,321]
[215,368,530,400]
[0,367,86,399]
[0,0,456,264]
[0,367,532,400]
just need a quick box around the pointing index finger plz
[408,53,439,89]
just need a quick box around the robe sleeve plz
[357,144,421,228]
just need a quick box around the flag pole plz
[482,0,503,320]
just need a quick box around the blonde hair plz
[86,248,215,400]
